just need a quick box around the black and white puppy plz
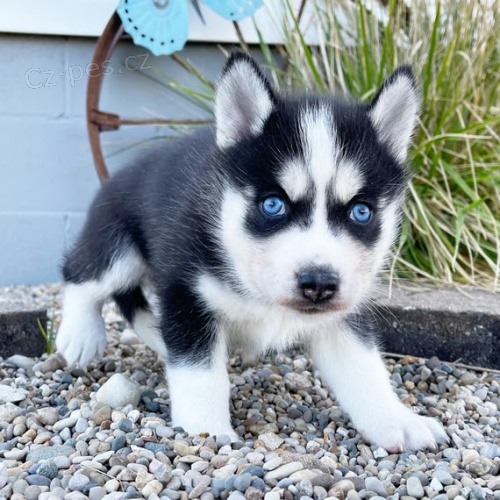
[57,53,447,452]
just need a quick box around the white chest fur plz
[196,273,347,353]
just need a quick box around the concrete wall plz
[0,34,225,285]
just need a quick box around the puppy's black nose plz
[298,269,340,303]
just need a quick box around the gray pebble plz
[365,477,388,497]
[277,477,293,488]
[12,479,28,494]
[446,485,461,498]
[460,372,477,385]
[443,448,462,461]
[36,407,61,425]
[111,435,127,452]
[25,475,51,487]
[156,425,174,439]
[68,474,90,491]
[296,478,314,497]
[434,468,453,486]
[430,477,443,492]
[189,476,211,498]
[225,475,236,491]
[244,466,265,478]
[420,366,432,381]
[314,486,328,500]
[216,433,232,448]
[24,485,42,500]
[74,417,88,434]
[144,442,168,453]
[468,457,495,476]
[378,460,395,471]
[227,492,246,500]
[310,473,334,490]
[36,460,58,480]
[117,418,133,433]
[200,493,215,500]
[480,444,500,459]
[406,476,424,498]
[52,416,77,433]
[251,477,266,491]
[234,473,252,492]
[163,489,181,499]
[154,463,173,482]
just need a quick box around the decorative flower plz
[117,0,262,56]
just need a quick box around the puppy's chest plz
[196,274,337,352]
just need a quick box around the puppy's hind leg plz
[57,246,146,366]
[113,287,167,358]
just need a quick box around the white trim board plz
[0,0,318,45]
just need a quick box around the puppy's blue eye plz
[350,203,372,223]
[262,196,285,217]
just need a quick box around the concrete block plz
[374,286,500,369]
[0,34,65,117]
[0,212,67,285]
[0,119,97,212]
[0,303,47,358]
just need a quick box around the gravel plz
[0,283,499,500]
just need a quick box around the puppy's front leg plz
[161,285,237,440]
[166,338,238,441]
[309,323,447,452]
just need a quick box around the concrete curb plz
[374,285,499,369]
[0,303,47,358]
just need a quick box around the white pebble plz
[95,374,141,409]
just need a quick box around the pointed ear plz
[369,66,420,162]
[215,52,276,149]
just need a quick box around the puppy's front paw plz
[56,312,107,367]
[358,406,448,452]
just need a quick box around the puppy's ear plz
[369,67,420,162]
[215,52,276,149]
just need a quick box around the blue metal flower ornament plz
[202,0,262,21]
[117,0,262,56]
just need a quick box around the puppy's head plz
[214,53,419,314]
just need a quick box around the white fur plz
[196,273,344,353]
[369,74,419,162]
[56,249,146,366]
[132,309,167,358]
[309,326,448,451]
[301,107,338,193]
[165,339,237,440]
[215,59,274,149]
[333,159,365,204]
[278,159,311,202]
[300,107,366,205]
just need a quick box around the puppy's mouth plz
[281,298,350,314]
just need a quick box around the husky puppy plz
[57,53,447,452]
